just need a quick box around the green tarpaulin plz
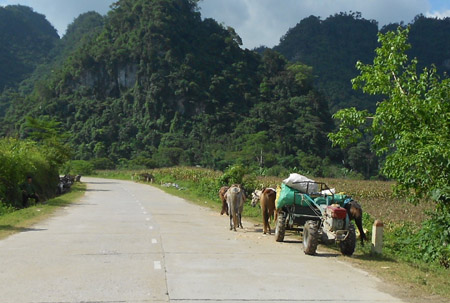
[276,183,350,209]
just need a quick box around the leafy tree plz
[329,27,450,205]
[24,116,71,167]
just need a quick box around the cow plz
[226,184,245,231]
[344,199,367,245]
[219,186,230,216]
[252,188,276,234]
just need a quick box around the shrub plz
[90,157,116,170]
[0,138,60,208]
[63,160,94,175]
[218,165,246,186]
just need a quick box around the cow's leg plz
[262,208,268,234]
[354,215,366,245]
[233,212,238,232]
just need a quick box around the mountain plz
[274,12,450,113]
[1,0,332,174]
[0,5,59,92]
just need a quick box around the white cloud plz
[199,0,431,48]
[426,9,450,19]
[0,0,113,36]
[0,0,439,48]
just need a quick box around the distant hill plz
[2,2,448,178]
[0,5,59,92]
[1,0,332,175]
[274,13,450,112]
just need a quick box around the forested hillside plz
[274,13,450,112]
[1,1,449,178]
[0,0,333,175]
[0,5,59,92]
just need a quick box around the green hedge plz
[0,138,60,208]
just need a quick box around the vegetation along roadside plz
[0,182,86,240]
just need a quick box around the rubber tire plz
[275,212,286,242]
[303,220,319,255]
[339,222,356,256]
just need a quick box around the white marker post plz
[371,220,384,254]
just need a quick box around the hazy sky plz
[1,0,449,48]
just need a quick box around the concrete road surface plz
[0,178,404,303]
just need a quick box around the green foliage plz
[0,202,15,216]
[0,0,334,176]
[0,5,59,92]
[63,160,94,175]
[218,165,247,186]
[90,158,116,170]
[275,13,450,113]
[0,138,60,207]
[384,205,450,269]
[330,27,450,204]
[24,116,71,167]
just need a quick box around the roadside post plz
[371,220,383,254]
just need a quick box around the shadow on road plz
[315,252,340,258]
[85,189,111,192]
[0,225,47,233]
[85,181,119,185]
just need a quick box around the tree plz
[329,27,450,206]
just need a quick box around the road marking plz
[154,261,161,270]
[143,211,148,215]
[146,218,150,221]
[152,239,157,244]
[149,226,153,230]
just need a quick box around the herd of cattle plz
[132,172,367,245]
[219,184,367,246]
[219,185,277,233]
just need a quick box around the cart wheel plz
[303,220,319,255]
[339,222,356,256]
[275,212,286,242]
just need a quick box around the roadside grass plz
[94,168,448,301]
[0,183,86,240]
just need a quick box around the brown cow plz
[252,188,276,234]
[219,186,230,215]
[344,200,367,245]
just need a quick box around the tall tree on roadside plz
[329,27,450,206]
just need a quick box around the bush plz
[63,160,94,175]
[218,165,246,186]
[265,165,289,177]
[128,156,157,169]
[0,138,60,208]
[0,201,15,215]
[90,157,116,170]
[416,205,450,268]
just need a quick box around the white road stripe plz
[149,226,153,230]
[146,218,150,221]
[152,239,157,244]
[154,261,161,270]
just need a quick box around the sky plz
[0,0,449,49]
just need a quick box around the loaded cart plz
[275,176,356,256]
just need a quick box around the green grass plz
[0,183,86,240]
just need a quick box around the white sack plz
[282,173,318,194]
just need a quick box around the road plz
[0,178,404,303]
